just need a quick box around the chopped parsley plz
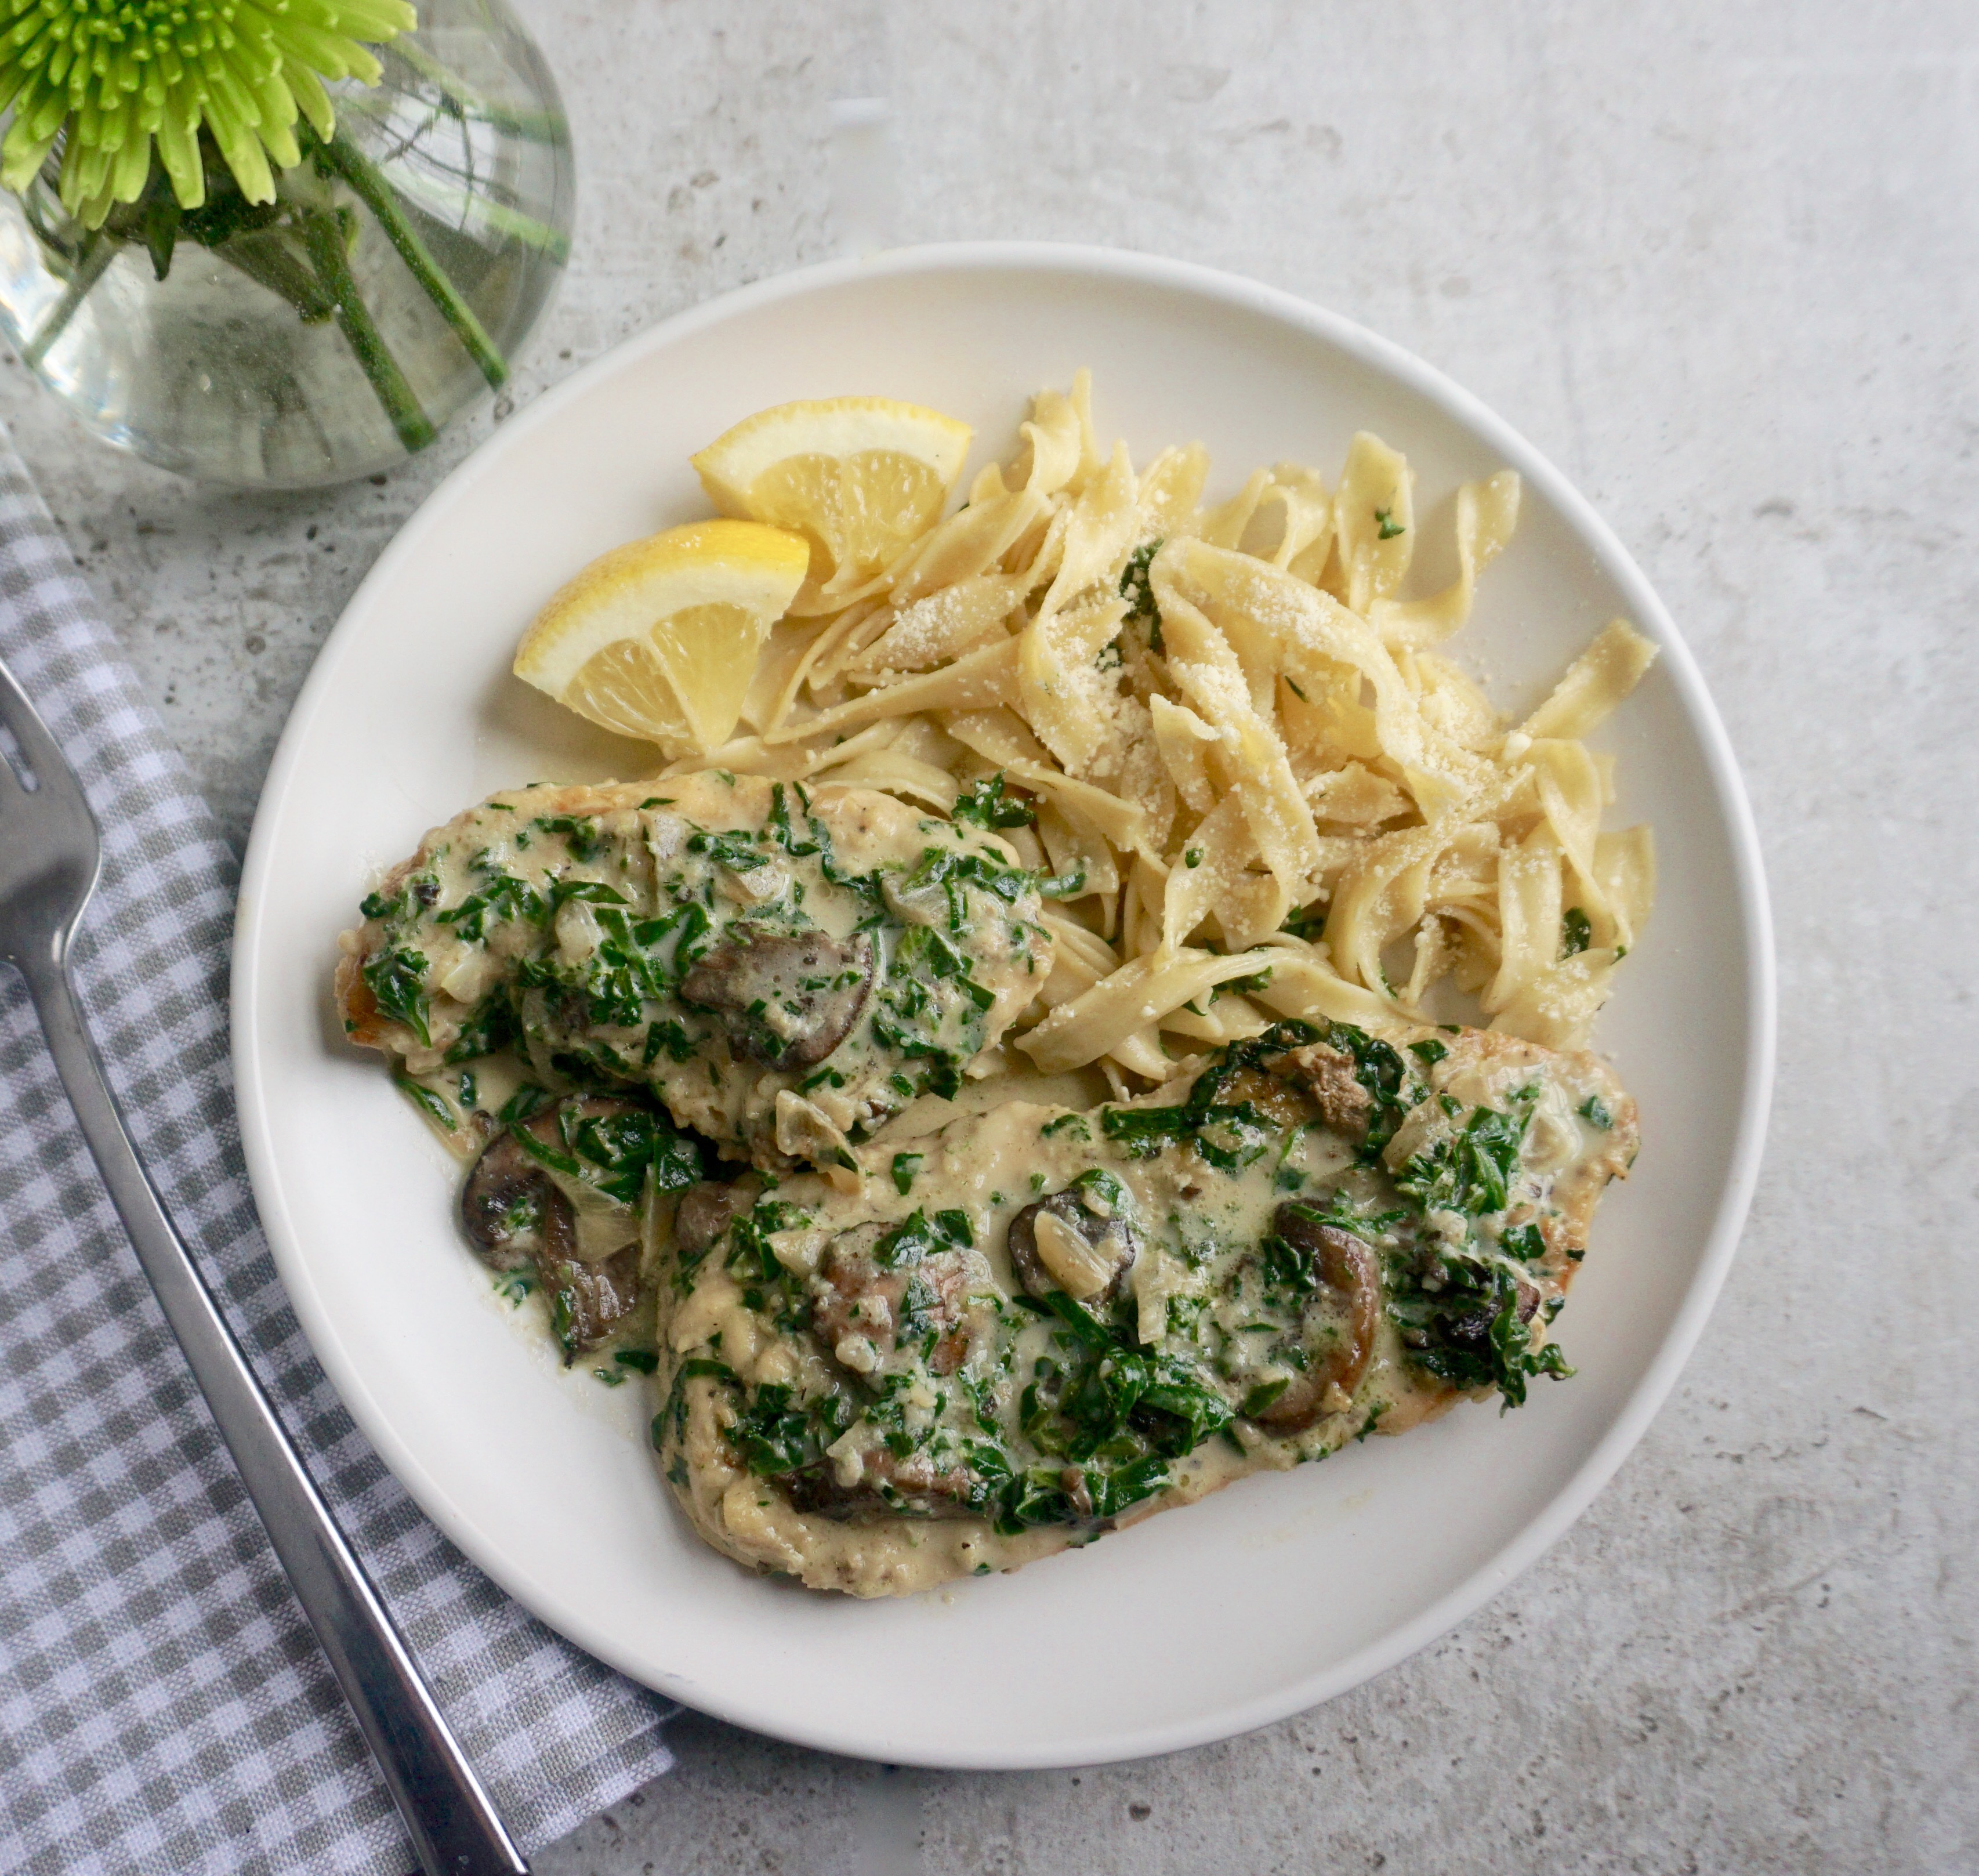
[1119,537,1165,652]
[1280,903,1328,941]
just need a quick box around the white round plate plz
[234,244,1773,1769]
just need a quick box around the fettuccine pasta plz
[663,375,1657,1084]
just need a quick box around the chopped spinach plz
[952,772,1038,830]
[1101,1020,1321,1172]
[1393,1264,1573,1409]
[536,814,605,861]
[394,1077,454,1130]
[361,946,431,1047]
[1313,1020,1418,1157]
[872,1207,973,1270]
[1037,867,1089,900]
[729,1382,854,1476]
[548,877,630,912]
[443,988,519,1064]
[436,867,545,941]
[508,1095,702,1204]
[686,825,771,872]
[1498,1222,1547,1262]
[1396,1084,1538,1219]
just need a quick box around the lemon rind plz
[513,519,809,693]
[690,397,974,516]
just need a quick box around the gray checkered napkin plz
[0,434,676,1876]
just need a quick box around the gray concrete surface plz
[4,2,1971,1870]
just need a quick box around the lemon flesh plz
[513,519,810,754]
[692,397,973,589]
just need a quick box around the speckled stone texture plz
[4,2,1971,1870]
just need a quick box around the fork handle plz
[21,952,530,1876]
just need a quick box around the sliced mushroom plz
[673,1179,748,1263]
[460,1096,646,1359]
[1006,1189,1138,1304]
[811,1230,971,1374]
[1437,1276,1540,1355]
[1277,1042,1373,1141]
[538,1244,642,1358]
[679,926,876,1067]
[784,1448,981,1522]
[1244,1204,1380,1433]
[460,1129,550,1272]
[1215,1065,1317,1132]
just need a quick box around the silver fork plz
[0,651,529,1876]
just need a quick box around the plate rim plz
[233,239,1777,1769]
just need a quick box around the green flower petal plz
[0,0,415,213]
[154,104,202,207]
[287,63,333,140]
[0,117,58,197]
[110,122,150,202]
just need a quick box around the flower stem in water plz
[384,38,569,146]
[300,208,436,453]
[23,229,118,369]
[218,229,336,324]
[311,129,509,390]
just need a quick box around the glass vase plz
[0,0,574,490]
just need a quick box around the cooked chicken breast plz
[337,772,1054,1169]
[652,1019,1638,1596]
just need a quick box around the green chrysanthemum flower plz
[0,0,417,228]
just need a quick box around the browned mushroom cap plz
[1247,1204,1380,1433]
[538,1243,641,1358]
[812,1233,971,1374]
[679,926,876,1067]
[1274,1042,1372,1141]
[784,1448,981,1522]
[460,1096,646,1359]
[460,1128,549,1271]
[1438,1277,1540,1354]
[673,1180,748,1263]
[1006,1189,1138,1305]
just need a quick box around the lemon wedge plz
[513,519,810,754]
[691,397,973,591]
